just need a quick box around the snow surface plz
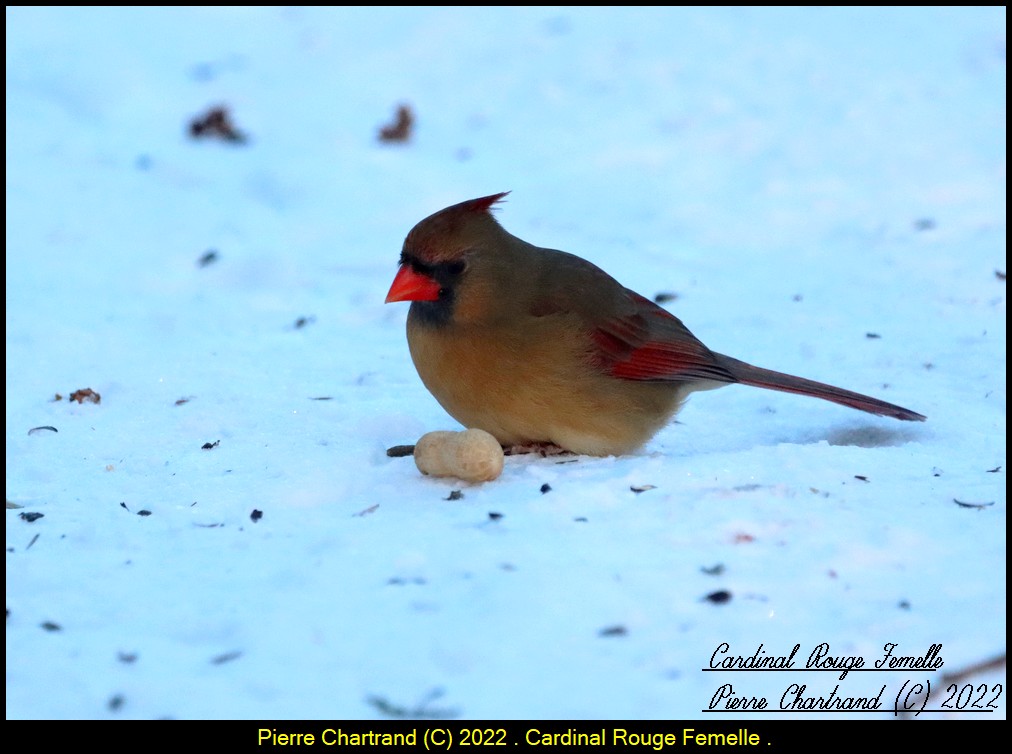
[6,6,1006,720]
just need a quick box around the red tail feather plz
[714,354,926,421]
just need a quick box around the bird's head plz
[384,192,510,311]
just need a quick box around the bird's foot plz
[503,442,572,457]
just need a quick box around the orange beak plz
[385,264,441,303]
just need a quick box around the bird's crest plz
[403,192,511,262]
[461,192,510,214]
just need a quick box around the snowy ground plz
[6,7,1006,720]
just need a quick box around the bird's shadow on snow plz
[760,421,927,450]
[821,424,925,448]
[659,412,926,455]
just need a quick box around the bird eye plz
[446,260,466,276]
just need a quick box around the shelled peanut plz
[413,429,504,482]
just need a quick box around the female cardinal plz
[385,193,925,456]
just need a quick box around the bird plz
[385,192,925,456]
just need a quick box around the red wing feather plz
[592,291,737,383]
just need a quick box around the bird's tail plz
[713,353,926,421]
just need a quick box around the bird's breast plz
[404,313,685,455]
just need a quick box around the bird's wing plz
[527,250,737,384]
[591,290,737,383]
